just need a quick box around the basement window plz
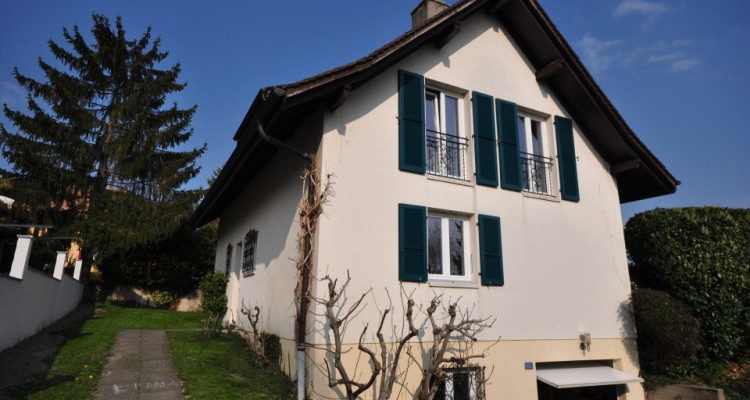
[434,367,484,400]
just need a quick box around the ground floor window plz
[242,229,258,276]
[427,213,470,281]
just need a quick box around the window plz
[225,243,233,278]
[399,204,503,286]
[242,229,258,276]
[434,367,484,400]
[427,213,470,280]
[517,114,553,196]
[398,70,469,181]
[425,89,467,179]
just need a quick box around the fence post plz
[73,259,83,281]
[9,235,33,280]
[53,251,67,280]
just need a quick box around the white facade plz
[203,3,673,399]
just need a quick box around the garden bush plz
[631,287,702,372]
[260,331,282,365]
[150,289,178,309]
[625,207,750,360]
[199,271,227,337]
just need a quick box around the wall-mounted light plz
[580,333,591,352]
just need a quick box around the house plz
[190,0,677,399]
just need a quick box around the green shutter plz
[478,215,503,286]
[399,203,427,282]
[555,116,580,202]
[496,99,522,192]
[398,70,425,174]
[472,91,498,187]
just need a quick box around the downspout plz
[254,89,314,400]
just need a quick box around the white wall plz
[216,114,323,341]
[0,266,84,352]
[312,10,634,345]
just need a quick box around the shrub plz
[150,289,177,309]
[631,287,702,372]
[199,271,227,337]
[260,332,282,365]
[626,207,750,360]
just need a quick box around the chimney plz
[411,0,450,29]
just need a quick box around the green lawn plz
[169,331,295,399]
[2,303,293,400]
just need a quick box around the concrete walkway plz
[95,330,183,400]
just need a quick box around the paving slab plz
[95,330,182,400]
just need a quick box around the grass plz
[169,331,295,399]
[2,303,201,399]
[2,302,295,400]
[4,303,203,399]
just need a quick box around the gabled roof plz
[191,0,678,228]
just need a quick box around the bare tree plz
[237,300,267,364]
[414,297,495,400]
[316,271,496,400]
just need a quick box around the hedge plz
[625,207,750,360]
[630,287,702,371]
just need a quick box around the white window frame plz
[517,113,553,196]
[425,88,466,180]
[427,212,471,282]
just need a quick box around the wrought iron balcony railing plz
[520,151,553,196]
[426,130,468,180]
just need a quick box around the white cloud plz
[614,0,670,18]
[647,52,684,63]
[670,39,694,47]
[671,59,699,71]
[578,33,622,73]
[0,81,26,109]
[644,48,699,72]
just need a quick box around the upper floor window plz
[517,114,553,196]
[425,89,468,180]
[242,229,258,276]
[427,213,470,281]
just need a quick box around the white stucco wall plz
[0,269,84,352]
[312,11,633,346]
[216,115,323,342]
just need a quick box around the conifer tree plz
[0,14,205,259]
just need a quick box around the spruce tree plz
[0,14,205,260]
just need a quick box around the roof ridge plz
[277,0,477,97]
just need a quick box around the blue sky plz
[1,1,748,222]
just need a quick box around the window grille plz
[434,367,485,400]
[426,130,469,180]
[520,152,554,196]
[242,229,258,275]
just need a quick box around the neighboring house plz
[190,0,677,399]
